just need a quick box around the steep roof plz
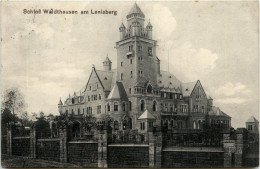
[96,69,114,91]
[127,3,145,18]
[107,81,128,101]
[103,56,112,63]
[138,110,156,120]
[208,106,231,118]
[181,81,197,97]
[246,116,259,123]
[158,71,182,93]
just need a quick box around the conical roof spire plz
[58,98,63,105]
[127,2,145,19]
[103,55,112,63]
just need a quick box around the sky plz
[1,1,259,128]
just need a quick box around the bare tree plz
[1,88,26,124]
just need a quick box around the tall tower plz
[115,3,159,95]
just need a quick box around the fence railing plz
[163,129,223,147]
[108,130,148,144]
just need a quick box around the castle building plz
[58,3,231,132]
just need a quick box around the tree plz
[1,88,26,123]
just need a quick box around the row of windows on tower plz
[120,70,143,80]
[128,45,152,55]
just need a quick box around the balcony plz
[126,51,134,58]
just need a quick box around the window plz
[122,102,126,111]
[149,122,153,128]
[153,101,157,111]
[174,94,177,99]
[170,104,173,112]
[140,122,145,130]
[88,96,90,101]
[130,59,133,64]
[83,108,84,114]
[139,70,143,77]
[138,57,143,64]
[114,102,118,111]
[89,85,91,91]
[121,73,123,80]
[164,93,167,98]
[147,85,152,94]
[138,45,143,52]
[72,109,74,115]
[174,104,177,112]
[165,104,168,112]
[130,71,133,78]
[121,61,123,67]
[107,104,110,111]
[99,94,102,100]
[129,88,132,94]
[129,101,132,111]
[129,45,133,51]
[148,47,153,56]
[140,100,145,111]
[96,83,99,89]
[97,105,101,114]
[114,121,119,130]
[78,108,80,114]
[248,125,253,130]
[180,95,183,99]
[202,106,204,113]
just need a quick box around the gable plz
[191,81,207,98]
[84,67,104,93]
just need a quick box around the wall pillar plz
[234,128,247,167]
[59,128,68,163]
[98,130,108,168]
[148,132,155,168]
[223,133,232,167]
[30,126,36,158]
[154,131,162,168]
[6,125,12,156]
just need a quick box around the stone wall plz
[36,139,60,162]
[162,151,224,168]
[107,146,149,168]
[12,137,30,156]
[67,142,98,167]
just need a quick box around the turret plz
[119,22,126,40]
[146,20,153,39]
[58,98,63,113]
[103,56,112,71]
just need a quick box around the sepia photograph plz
[1,1,259,168]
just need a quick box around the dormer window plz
[186,88,189,91]
[104,77,107,80]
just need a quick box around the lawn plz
[1,155,80,168]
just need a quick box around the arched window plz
[72,121,81,138]
[123,120,127,130]
[107,103,110,111]
[140,100,145,111]
[193,121,197,129]
[198,120,201,129]
[153,101,157,111]
[114,121,119,130]
[122,102,126,111]
[114,102,118,111]
[147,85,152,94]
[129,101,132,111]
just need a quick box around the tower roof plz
[103,56,112,63]
[119,22,126,28]
[107,81,128,101]
[127,3,145,18]
[138,110,156,120]
[58,98,63,105]
[246,116,259,123]
[147,21,152,27]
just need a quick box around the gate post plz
[98,130,108,168]
[154,131,162,168]
[148,132,155,168]
[59,128,68,163]
[6,125,12,156]
[30,125,36,158]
